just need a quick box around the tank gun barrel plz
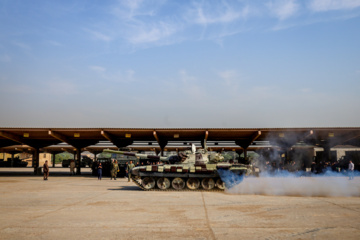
[103,149,168,161]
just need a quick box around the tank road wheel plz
[186,178,200,190]
[201,178,215,190]
[172,178,185,190]
[157,177,171,190]
[216,178,225,190]
[141,177,156,190]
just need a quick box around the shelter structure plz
[1,128,360,174]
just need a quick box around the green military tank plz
[103,144,256,191]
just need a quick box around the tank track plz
[131,176,224,192]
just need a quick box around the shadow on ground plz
[108,186,141,191]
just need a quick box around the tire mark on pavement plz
[201,192,216,240]
[316,198,360,213]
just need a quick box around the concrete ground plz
[0,169,359,240]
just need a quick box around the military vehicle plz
[61,159,71,168]
[0,157,28,167]
[103,144,256,191]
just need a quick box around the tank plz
[0,158,28,167]
[103,144,256,191]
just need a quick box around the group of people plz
[96,160,135,182]
[42,158,137,181]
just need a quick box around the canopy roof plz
[1,127,359,153]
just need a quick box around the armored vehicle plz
[0,158,28,167]
[62,159,71,168]
[103,145,256,191]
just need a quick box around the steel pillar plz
[322,145,331,162]
[33,148,39,174]
[52,153,55,168]
[76,148,81,175]
[243,148,248,164]
[11,153,14,167]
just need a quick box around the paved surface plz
[0,172,359,240]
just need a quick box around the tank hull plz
[130,163,251,191]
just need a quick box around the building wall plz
[314,146,360,161]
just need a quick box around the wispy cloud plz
[309,0,360,12]
[89,0,360,47]
[218,70,238,86]
[267,0,299,20]
[127,21,179,44]
[89,65,106,73]
[89,67,136,83]
[84,28,113,42]
[179,70,196,85]
[190,2,247,25]
[111,0,158,21]
[109,0,180,46]
[13,41,31,50]
[47,40,62,47]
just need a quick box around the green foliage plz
[55,152,74,163]
[247,152,259,162]
[221,152,239,161]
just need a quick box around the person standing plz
[126,160,135,182]
[69,160,75,176]
[125,162,128,178]
[43,160,49,180]
[98,162,102,180]
[349,160,355,180]
[111,160,119,180]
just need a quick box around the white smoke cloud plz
[225,172,360,197]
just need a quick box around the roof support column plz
[243,148,248,164]
[235,131,261,164]
[32,148,39,174]
[76,148,81,175]
[284,147,291,163]
[153,131,167,157]
[236,150,243,164]
[10,152,14,167]
[322,144,332,163]
[159,143,167,156]
[201,131,209,149]
[101,130,133,149]
[52,153,56,168]
[93,151,101,162]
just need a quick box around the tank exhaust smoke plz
[221,133,360,197]
[221,171,359,197]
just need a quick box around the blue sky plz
[0,0,359,128]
